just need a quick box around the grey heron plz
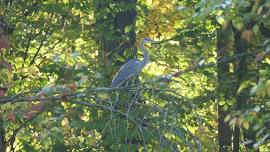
[111,38,156,87]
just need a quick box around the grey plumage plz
[111,38,155,87]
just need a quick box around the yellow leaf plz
[250,112,257,116]
[237,81,249,94]
[97,92,109,99]
[28,65,39,77]
[125,25,133,34]
[243,121,249,129]
[146,0,152,5]
[236,118,243,126]
[61,118,69,126]
[266,79,270,95]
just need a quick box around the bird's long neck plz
[140,40,149,68]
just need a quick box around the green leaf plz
[219,100,225,106]
[239,1,250,8]
[253,24,259,34]
[237,81,249,94]
[2,120,9,129]
[223,104,228,111]
[227,99,234,106]
[216,16,225,25]
[224,115,230,122]
[124,25,133,33]
[232,17,244,30]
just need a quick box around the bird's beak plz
[150,40,159,44]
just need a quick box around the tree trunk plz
[232,27,259,152]
[231,2,260,150]
[217,23,233,152]
[94,0,137,85]
[94,2,138,97]
[232,27,247,152]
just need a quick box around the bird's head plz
[142,38,156,44]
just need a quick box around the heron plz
[111,38,156,87]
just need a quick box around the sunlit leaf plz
[97,92,109,99]
[232,17,244,30]
[28,65,40,77]
[237,81,249,94]
[243,121,249,129]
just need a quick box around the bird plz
[111,38,156,87]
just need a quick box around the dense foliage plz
[0,0,270,151]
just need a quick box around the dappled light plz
[0,0,270,151]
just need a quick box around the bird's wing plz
[111,59,141,87]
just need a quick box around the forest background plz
[0,0,270,151]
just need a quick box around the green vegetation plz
[0,0,270,151]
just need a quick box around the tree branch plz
[29,29,50,65]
